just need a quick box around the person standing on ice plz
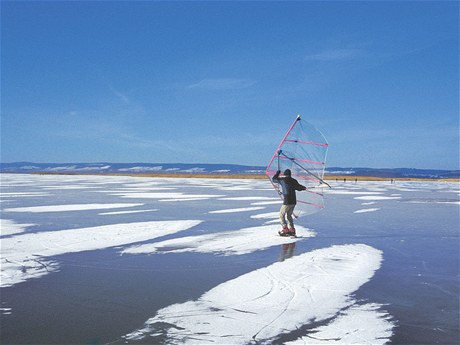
[272,169,306,237]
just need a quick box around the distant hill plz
[324,167,460,179]
[0,162,459,179]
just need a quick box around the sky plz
[1,1,459,170]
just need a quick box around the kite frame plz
[265,115,330,217]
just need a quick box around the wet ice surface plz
[124,244,385,344]
[1,174,459,345]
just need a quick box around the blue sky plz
[2,1,458,169]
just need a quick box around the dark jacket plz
[272,170,306,205]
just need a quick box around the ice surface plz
[122,225,315,256]
[407,200,460,205]
[219,196,279,201]
[0,192,51,198]
[327,190,383,195]
[4,203,144,213]
[1,174,458,345]
[208,206,265,214]
[0,220,201,287]
[0,219,35,236]
[112,192,225,200]
[251,211,280,219]
[99,209,158,215]
[251,200,283,205]
[286,303,394,345]
[354,196,402,201]
[124,244,391,344]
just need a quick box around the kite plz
[266,115,330,218]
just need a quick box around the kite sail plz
[266,115,330,218]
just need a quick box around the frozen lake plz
[1,173,459,344]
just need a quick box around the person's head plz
[284,169,292,176]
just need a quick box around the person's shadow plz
[278,242,296,262]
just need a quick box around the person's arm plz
[294,179,307,191]
[272,170,281,182]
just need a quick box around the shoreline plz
[1,172,458,182]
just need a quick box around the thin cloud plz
[188,78,257,90]
[305,48,365,61]
[109,86,131,104]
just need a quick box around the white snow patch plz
[217,186,256,191]
[113,192,224,200]
[95,187,176,193]
[4,203,144,213]
[122,182,163,187]
[0,192,51,198]
[354,208,380,214]
[39,185,99,190]
[326,190,383,195]
[0,307,12,315]
[1,219,35,236]
[99,209,158,215]
[209,206,265,214]
[286,303,394,345]
[124,244,385,344]
[406,200,460,205]
[354,196,401,201]
[219,196,279,201]
[264,219,282,225]
[251,211,280,219]
[0,220,201,287]
[251,200,282,206]
[122,225,315,256]
[159,198,216,202]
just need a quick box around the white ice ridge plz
[0,192,51,197]
[208,206,265,214]
[124,244,386,344]
[0,219,35,236]
[251,211,279,219]
[219,196,279,201]
[0,220,201,287]
[122,225,315,256]
[3,203,144,213]
[99,209,158,215]
[286,303,394,345]
[354,208,380,214]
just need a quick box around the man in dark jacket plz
[272,169,306,237]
